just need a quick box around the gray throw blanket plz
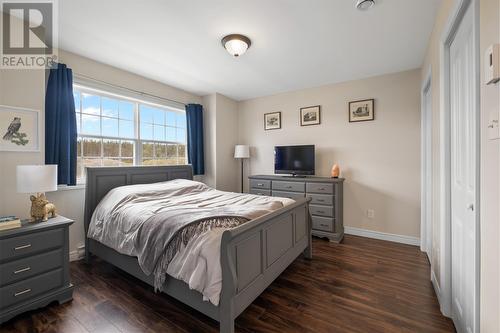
[88,179,287,291]
[151,215,248,289]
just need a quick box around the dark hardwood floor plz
[1,235,455,333]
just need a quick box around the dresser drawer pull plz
[257,183,264,186]
[286,186,292,189]
[316,210,325,214]
[14,288,32,297]
[316,199,325,202]
[318,187,325,191]
[14,267,31,274]
[320,224,329,227]
[14,244,32,251]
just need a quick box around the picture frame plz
[0,105,40,152]
[300,105,321,126]
[264,112,281,130]
[349,99,375,122]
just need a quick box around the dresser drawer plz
[249,179,271,190]
[272,191,305,200]
[272,181,305,193]
[308,194,333,206]
[0,268,63,310]
[310,205,334,217]
[312,216,334,232]
[0,228,64,262]
[0,249,62,287]
[250,189,271,196]
[306,183,334,194]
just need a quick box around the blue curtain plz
[185,104,204,175]
[45,63,77,185]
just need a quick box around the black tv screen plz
[274,145,315,176]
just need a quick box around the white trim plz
[344,227,420,246]
[57,184,86,191]
[439,0,481,329]
[431,268,442,306]
[421,67,433,257]
[69,249,85,262]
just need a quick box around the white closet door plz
[449,4,477,333]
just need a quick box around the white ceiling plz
[59,0,441,101]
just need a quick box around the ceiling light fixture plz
[356,0,375,10]
[221,34,251,57]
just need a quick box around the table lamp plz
[17,165,58,222]
[234,145,250,193]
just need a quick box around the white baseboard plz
[69,249,85,262]
[431,269,442,304]
[344,226,420,246]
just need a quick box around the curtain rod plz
[73,73,187,107]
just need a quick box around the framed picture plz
[300,105,321,126]
[349,99,375,122]
[0,105,40,152]
[264,112,281,130]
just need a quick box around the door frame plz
[439,0,480,331]
[421,68,433,259]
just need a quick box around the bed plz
[84,165,312,333]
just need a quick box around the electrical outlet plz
[366,209,375,219]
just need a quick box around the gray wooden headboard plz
[83,165,193,236]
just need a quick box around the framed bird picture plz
[0,105,39,152]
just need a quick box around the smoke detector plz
[356,0,375,10]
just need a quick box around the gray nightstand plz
[0,215,74,324]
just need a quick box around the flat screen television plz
[274,145,315,176]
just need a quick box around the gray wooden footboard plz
[219,199,311,332]
[84,165,312,333]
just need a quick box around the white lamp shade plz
[234,145,250,159]
[17,165,58,193]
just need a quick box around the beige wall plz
[0,45,202,257]
[202,93,239,192]
[238,69,422,239]
[479,0,500,331]
[0,69,46,220]
[215,94,239,192]
[202,93,217,188]
[420,0,455,295]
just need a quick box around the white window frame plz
[74,84,187,183]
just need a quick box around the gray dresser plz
[0,216,74,323]
[249,175,344,242]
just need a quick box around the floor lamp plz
[234,145,250,193]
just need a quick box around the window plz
[74,86,187,182]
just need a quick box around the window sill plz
[57,184,86,191]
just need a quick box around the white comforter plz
[88,179,293,305]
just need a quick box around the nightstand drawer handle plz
[14,244,31,251]
[316,199,325,202]
[320,224,329,227]
[14,288,31,297]
[14,267,31,274]
[257,183,264,186]
[318,187,325,191]
[317,210,325,214]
